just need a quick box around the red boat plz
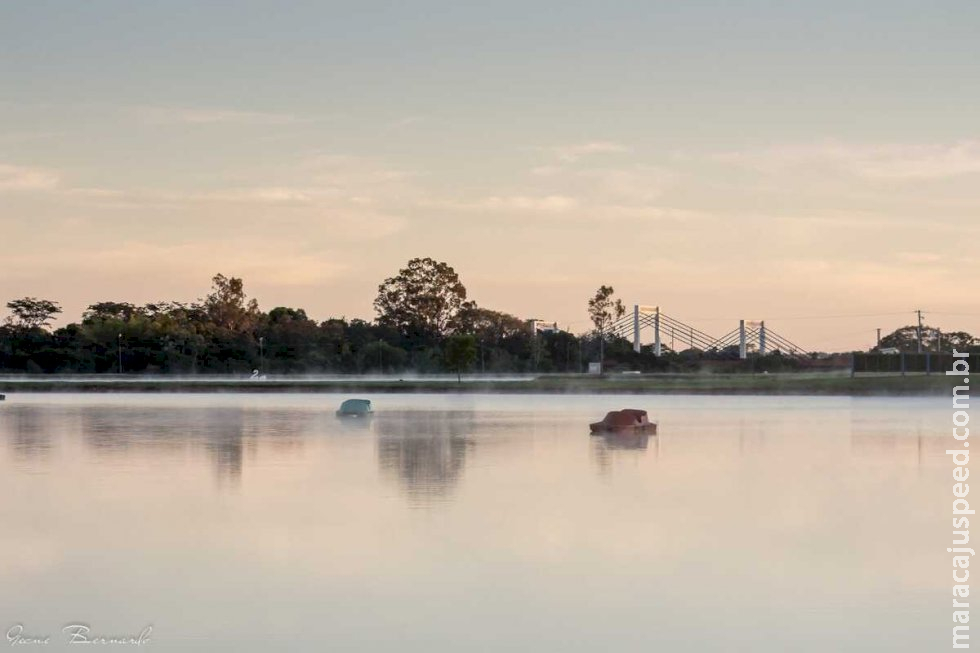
[589,409,657,435]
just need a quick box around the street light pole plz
[259,336,265,372]
[117,333,123,374]
[916,309,923,353]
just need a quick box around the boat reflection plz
[591,429,659,475]
[374,411,476,505]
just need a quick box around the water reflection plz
[201,408,246,484]
[1,405,53,462]
[850,432,948,465]
[2,403,313,484]
[375,411,476,504]
[597,432,652,451]
[336,414,375,433]
[849,408,947,465]
[0,395,953,651]
[591,431,658,475]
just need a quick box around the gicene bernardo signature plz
[6,624,152,646]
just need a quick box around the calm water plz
[0,393,948,651]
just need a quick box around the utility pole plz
[916,309,923,353]
[876,328,881,348]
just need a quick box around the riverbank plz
[0,373,956,396]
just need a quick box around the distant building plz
[527,319,563,335]
[877,347,901,355]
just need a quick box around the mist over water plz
[0,393,947,651]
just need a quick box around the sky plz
[1,1,978,351]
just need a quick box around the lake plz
[0,393,948,651]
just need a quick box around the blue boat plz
[336,398,372,417]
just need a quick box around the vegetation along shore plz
[2,258,975,385]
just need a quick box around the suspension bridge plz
[607,305,810,358]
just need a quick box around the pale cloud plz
[45,154,413,239]
[0,163,60,191]
[61,186,408,239]
[421,162,682,221]
[847,141,980,179]
[550,141,631,163]
[530,165,563,176]
[421,195,703,223]
[589,204,706,222]
[65,187,127,199]
[487,195,579,212]
[714,140,980,180]
[3,239,350,287]
[191,187,317,204]
[429,195,580,213]
[387,116,424,129]
[767,257,975,302]
[133,105,306,126]
[302,154,415,189]
[576,165,674,203]
[896,251,943,264]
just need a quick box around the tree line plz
[1,258,976,375]
[0,260,594,375]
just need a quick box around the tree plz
[444,334,477,382]
[82,302,139,323]
[361,339,409,373]
[456,306,527,342]
[587,286,624,372]
[374,258,472,345]
[941,331,979,353]
[204,274,259,333]
[260,307,320,372]
[879,325,976,352]
[455,306,531,372]
[5,297,62,330]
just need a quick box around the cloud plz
[191,187,316,204]
[2,239,351,287]
[576,165,674,203]
[134,106,306,126]
[302,154,415,191]
[896,251,942,264]
[41,153,414,239]
[387,116,424,129]
[549,141,630,163]
[427,195,580,213]
[0,163,59,191]
[714,140,980,180]
[420,162,684,222]
[66,187,126,199]
[61,185,407,239]
[530,165,563,176]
